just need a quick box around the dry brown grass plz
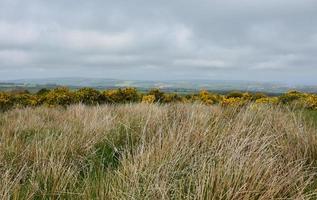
[0,103,317,199]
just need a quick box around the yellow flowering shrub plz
[120,88,140,102]
[199,90,220,105]
[0,92,13,111]
[76,88,101,105]
[163,93,183,103]
[279,90,306,104]
[45,87,77,107]
[103,88,140,103]
[183,94,199,103]
[0,87,317,111]
[255,97,279,105]
[148,89,165,102]
[221,97,246,107]
[142,95,155,104]
[12,94,39,108]
[102,89,119,103]
[304,94,317,110]
[251,93,267,101]
[242,92,253,101]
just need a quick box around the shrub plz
[102,89,120,103]
[226,91,244,98]
[0,92,13,111]
[12,94,38,108]
[242,92,253,101]
[142,95,155,104]
[163,93,183,103]
[279,90,305,104]
[148,88,165,103]
[44,87,77,107]
[199,90,220,105]
[251,93,268,101]
[9,89,30,95]
[36,88,51,96]
[76,88,101,105]
[255,97,279,105]
[304,94,317,110]
[183,94,199,103]
[221,97,246,107]
[120,88,140,103]
[0,87,317,111]
[103,88,140,103]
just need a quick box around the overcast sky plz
[0,0,316,84]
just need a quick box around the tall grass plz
[0,103,317,199]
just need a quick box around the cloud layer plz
[0,0,317,84]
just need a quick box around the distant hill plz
[1,77,317,94]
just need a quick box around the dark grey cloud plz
[0,0,316,84]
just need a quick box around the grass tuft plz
[0,103,317,199]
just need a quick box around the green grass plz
[303,110,317,127]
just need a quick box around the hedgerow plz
[0,87,317,111]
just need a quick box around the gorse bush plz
[142,94,156,103]
[1,87,317,111]
[0,92,13,111]
[199,90,221,105]
[102,88,140,103]
[148,88,165,102]
[45,87,78,106]
[255,97,279,105]
[306,94,317,110]
[279,90,305,105]
[76,88,102,105]
[12,93,38,108]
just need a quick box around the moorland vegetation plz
[0,87,317,111]
[0,103,317,199]
[1,87,317,199]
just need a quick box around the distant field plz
[2,78,317,94]
[1,104,317,199]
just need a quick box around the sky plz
[0,0,317,84]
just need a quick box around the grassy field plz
[1,104,317,199]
